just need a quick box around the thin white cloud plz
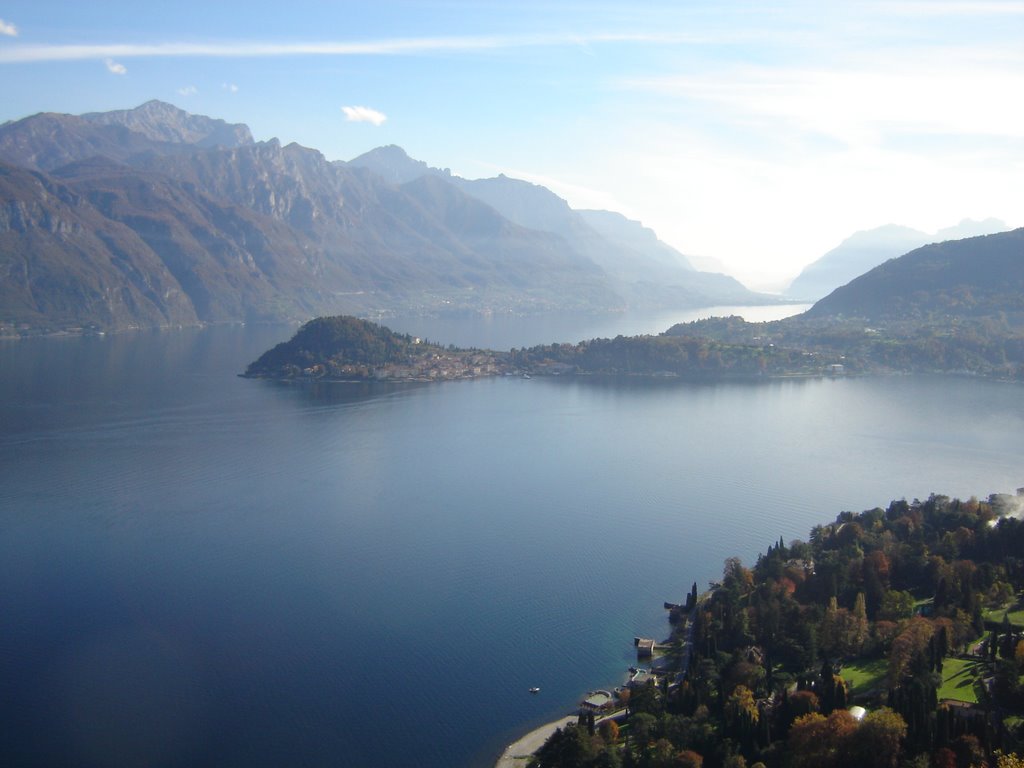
[0,18,17,36]
[222,82,239,92]
[876,1,1024,16]
[342,106,387,126]
[178,85,198,96]
[104,58,126,75]
[0,31,701,64]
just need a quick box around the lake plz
[2,307,1023,767]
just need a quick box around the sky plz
[0,1,1021,291]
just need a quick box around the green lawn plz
[841,655,985,704]
[841,658,888,694]
[937,657,985,704]
[983,594,1024,627]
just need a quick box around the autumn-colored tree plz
[781,688,819,736]
[598,719,620,745]
[951,734,987,768]
[724,684,759,745]
[673,749,703,768]
[888,616,935,686]
[933,747,957,768]
[851,592,870,652]
[786,710,857,768]
[848,707,907,768]
[723,557,754,595]
[650,738,676,768]
[822,709,858,748]
[864,550,892,586]
[996,752,1024,768]
[726,685,759,723]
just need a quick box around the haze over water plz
[2,309,1023,767]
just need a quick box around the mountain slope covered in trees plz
[786,220,1009,301]
[529,490,1024,768]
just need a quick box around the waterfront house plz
[579,690,615,713]
[634,637,655,658]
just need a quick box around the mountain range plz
[0,101,769,335]
[804,227,1024,321]
[785,219,1009,301]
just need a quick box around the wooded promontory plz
[528,490,1024,768]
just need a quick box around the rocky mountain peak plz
[347,144,447,185]
[81,100,254,149]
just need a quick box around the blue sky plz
[1,1,1021,290]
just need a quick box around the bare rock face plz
[81,100,254,148]
[0,100,773,335]
[0,112,161,172]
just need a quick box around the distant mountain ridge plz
[0,102,773,335]
[805,227,1024,320]
[786,218,1009,300]
[653,227,1024,380]
[347,144,764,306]
[81,99,254,149]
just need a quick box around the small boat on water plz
[528,687,540,694]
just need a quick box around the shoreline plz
[493,715,578,768]
[492,707,630,768]
[493,598,700,767]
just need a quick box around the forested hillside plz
[531,491,1024,768]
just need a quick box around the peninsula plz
[243,315,513,382]
[242,315,847,383]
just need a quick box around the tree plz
[879,590,916,622]
[629,680,664,716]
[786,710,857,768]
[888,616,934,687]
[951,734,986,768]
[631,712,658,750]
[650,738,676,768]
[851,592,870,652]
[530,725,600,768]
[673,750,703,768]
[820,597,841,656]
[848,707,907,768]
[724,685,759,746]
[996,752,1024,768]
[599,719,620,745]
[777,688,820,739]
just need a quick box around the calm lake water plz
[2,307,1023,767]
